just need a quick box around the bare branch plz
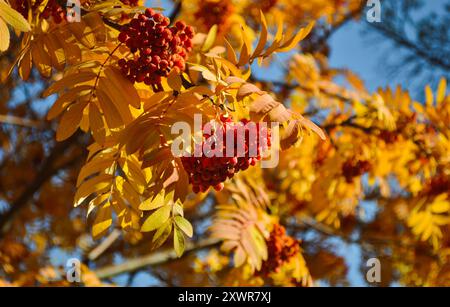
[94,237,221,279]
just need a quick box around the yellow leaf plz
[0,18,9,52]
[214,57,246,79]
[238,26,252,66]
[0,0,31,32]
[277,21,314,52]
[236,83,265,101]
[74,174,113,206]
[47,85,91,120]
[67,19,96,48]
[76,156,114,187]
[139,190,165,211]
[274,15,284,42]
[167,69,182,91]
[280,120,300,150]
[278,21,315,53]
[56,101,87,141]
[202,24,217,52]
[233,246,246,267]
[174,216,193,238]
[152,220,172,249]
[104,67,140,109]
[119,158,147,193]
[31,39,52,77]
[18,48,31,80]
[96,88,125,129]
[430,201,450,214]
[141,205,171,232]
[43,33,65,71]
[89,102,106,144]
[92,202,112,239]
[43,71,96,97]
[425,85,433,106]
[224,38,237,65]
[298,115,326,140]
[189,64,217,82]
[142,91,171,111]
[430,194,450,214]
[436,78,447,105]
[252,11,268,59]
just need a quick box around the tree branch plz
[0,132,84,238]
[94,237,221,279]
[169,1,183,23]
[0,114,42,128]
[368,22,450,71]
[88,229,122,261]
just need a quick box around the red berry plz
[153,13,164,23]
[214,183,224,191]
[185,26,195,38]
[175,21,186,30]
[145,8,155,17]
[138,14,147,22]
[161,17,170,26]
[118,32,129,43]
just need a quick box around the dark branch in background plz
[308,2,366,54]
[169,1,182,23]
[288,216,440,260]
[0,131,85,238]
[364,0,450,89]
[368,22,450,71]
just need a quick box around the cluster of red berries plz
[378,130,399,144]
[259,224,300,276]
[194,0,234,30]
[14,0,65,24]
[342,159,371,183]
[181,115,271,193]
[424,175,450,196]
[117,9,194,86]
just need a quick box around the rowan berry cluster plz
[14,0,65,24]
[425,174,450,196]
[342,159,371,183]
[260,224,300,276]
[181,115,271,193]
[117,9,194,86]
[378,130,398,144]
[194,0,234,30]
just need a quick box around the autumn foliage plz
[0,0,449,287]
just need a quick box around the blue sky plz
[329,0,448,95]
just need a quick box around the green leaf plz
[141,205,171,232]
[174,216,193,238]
[0,0,31,32]
[173,227,185,257]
